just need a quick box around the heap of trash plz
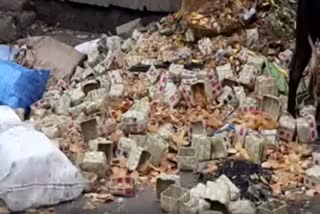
[0,0,316,213]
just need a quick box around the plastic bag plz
[0,106,86,212]
[75,38,101,55]
[0,60,49,112]
[262,59,289,95]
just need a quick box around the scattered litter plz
[5,1,316,211]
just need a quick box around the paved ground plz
[48,173,320,214]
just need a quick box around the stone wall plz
[66,0,181,12]
[0,0,36,43]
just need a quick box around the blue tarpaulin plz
[0,60,49,112]
[0,45,19,61]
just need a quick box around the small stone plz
[80,151,108,178]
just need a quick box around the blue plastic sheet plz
[0,45,19,61]
[0,60,49,112]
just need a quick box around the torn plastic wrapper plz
[168,64,184,83]
[180,81,196,108]
[217,86,238,107]
[146,65,161,84]
[127,143,150,171]
[240,97,258,113]
[278,115,296,142]
[98,119,117,136]
[116,137,136,159]
[263,59,289,95]
[238,64,258,89]
[109,177,135,197]
[109,69,123,85]
[163,81,181,108]
[297,114,318,143]
[233,125,247,145]
[122,100,150,134]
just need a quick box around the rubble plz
[6,0,319,211]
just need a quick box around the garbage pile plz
[0,0,315,213]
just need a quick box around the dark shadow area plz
[33,0,168,34]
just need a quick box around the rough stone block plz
[116,18,142,38]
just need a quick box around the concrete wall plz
[66,0,181,12]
